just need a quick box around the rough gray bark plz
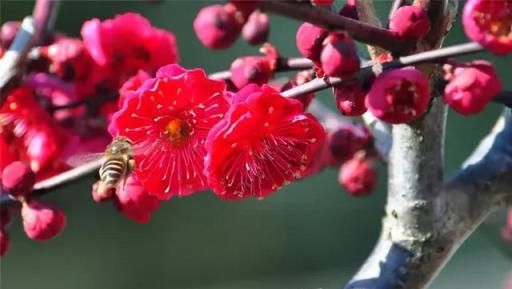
[344,108,512,289]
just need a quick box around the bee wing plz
[65,152,105,168]
[130,138,159,158]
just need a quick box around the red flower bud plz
[0,21,20,49]
[230,56,275,89]
[193,4,244,49]
[338,157,376,197]
[320,33,360,77]
[389,5,431,39]
[333,80,368,116]
[366,68,430,124]
[2,161,35,198]
[463,0,512,55]
[242,10,270,45]
[0,229,8,257]
[328,124,372,165]
[296,22,328,61]
[114,176,161,224]
[443,61,502,116]
[21,200,66,241]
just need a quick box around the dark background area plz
[1,1,510,289]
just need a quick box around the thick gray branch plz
[344,108,512,289]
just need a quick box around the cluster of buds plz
[1,162,66,256]
[193,0,269,49]
[328,124,377,196]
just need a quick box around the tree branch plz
[0,17,35,106]
[32,0,60,45]
[0,0,60,106]
[344,108,512,289]
[259,0,415,54]
[281,42,483,98]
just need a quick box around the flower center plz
[164,119,191,146]
[386,80,418,115]
[475,10,512,38]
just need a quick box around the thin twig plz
[281,42,483,98]
[260,0,415,54]
[32,0,60,45]
[0,0,60,106]
[0,17,35,106]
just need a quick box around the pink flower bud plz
[114,176,161,224]
[242,10,269,45]
[389,5,431,39]
[296,22,328,61]
[2,161,35,198]
[0,229,8,257]
[338,157,376,197]
[333,80,368,116]
[230,56,275,89]
[462,0,512,55]
[328,124,372,165]
[91,181,114,203]
[0,21,20,49]
[21,200,66,241]
[320,33,360,77]
[366,68,430,124]
[339,0,358,19]
[193,4,244,49]
[443,61,502,116]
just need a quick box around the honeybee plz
[67,136,136,195]
[97,136,136,194]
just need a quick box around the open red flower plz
[204,85,325,199]
[366,68,430,124]
[109,64,229,199]
[463,0,512,55]
[81,13,178,86]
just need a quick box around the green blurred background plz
[1,1,511,289]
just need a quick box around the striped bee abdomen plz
[99,156,127,189]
